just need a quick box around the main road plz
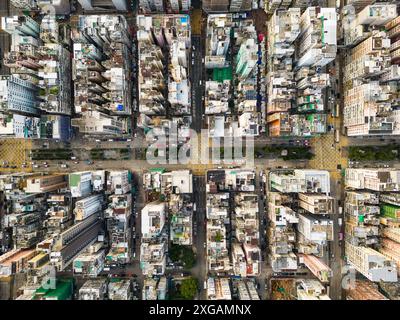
[191,176,207,299]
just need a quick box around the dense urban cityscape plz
[0,0,400,302]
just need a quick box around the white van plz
[334,129,340,143]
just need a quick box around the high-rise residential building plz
[343,4,397,46]
[78,0,128,10]
[106,170,130,195]
[139,0,191,12]
[139,0,164,12]
[343,82,394,136]
[346,280,388,300]
[230,0,251,12]
[269,170,331,194]
[296,7,337,68]
[203,0,230,12]
[36,0,71,13]
[343,7,400,137]
[207,277,232,300]
[298,194,335,215]
[1,14,73,140]
[298,254,332,283]
[236,38,258,80]
[0,76,39,116]
[140,242,167,276]
[79,279,107,300]
[25,175,67,193]
[168,0,191,12]
[346,242,398,282]
[10,0,71,13]
[141,202,166,239]
[105,193,132,264]
[71,111,125,135]
[74,195,103,221]
[69,171,93,198]
[345,168,400,192]
[10,0,37,9]
[71,15,131,136]
[205,14,232,69]
[1,15,40,37]
[297,213,334,243]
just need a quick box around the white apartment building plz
[25,175,67,193]
[139,0,164,12]
[74,194,103,221]
[207,277,231,300]
[297,7,337,67]
[79,279,107,300]
[270,170,330,194]
[107,170,130,195]
[298,193,335,215]
[141,202,166,239]
[0,75,39,116]
[297,213,334,243]
[345,168,400,192]
[205,14,232,69]
[343,82,395,136]
[140,242,167,276]
[36,0,71,13]
[71,111,125,135]
[346,242,398,282]
[69,171,93,198]
[78,0,128,10]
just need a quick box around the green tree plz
[180,277,198,300]
[215,231,223,242]
[181,247,196,269]
[169,244,181,262]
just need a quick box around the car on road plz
[203,242,206,248]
